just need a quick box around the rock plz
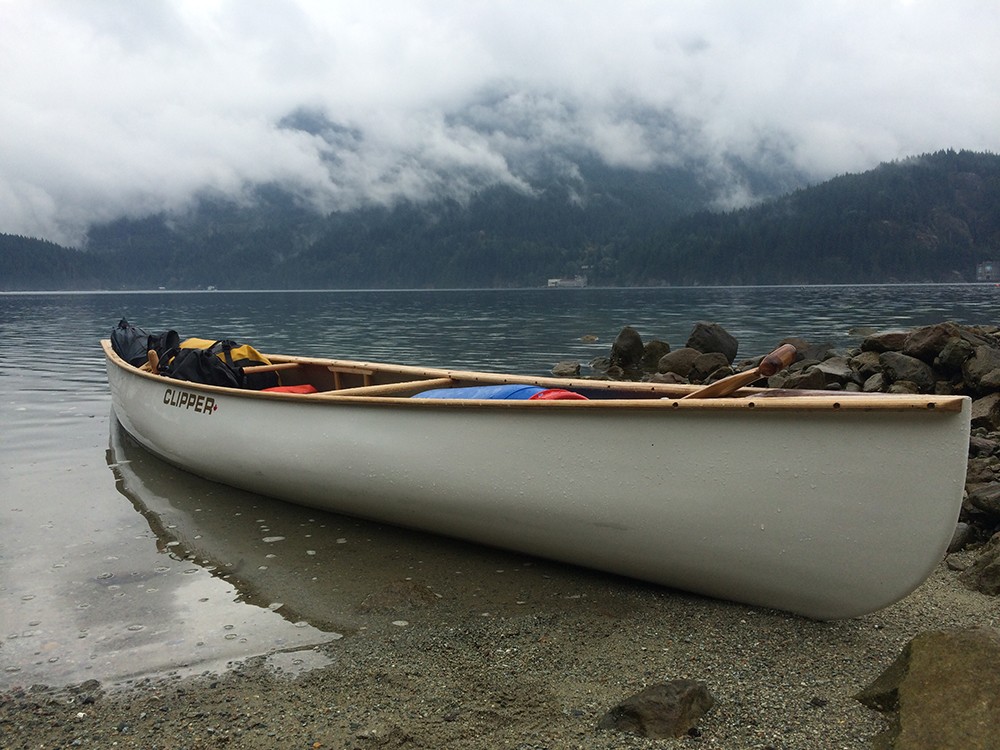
[861,330,910,353]
[965,458,998,485]
[854,627,1000,749]
[948,522,973,553]
[980,369,1000,391]
[611,326,644,369]
[962,346,1000,393]
[863,372,888,392]
[639,340,671,372]
[780,368,828,391]
[879,351,937,393]
[658,347,703,378]
[597,680,715,739]
[946,553,971,571]
[903,323,964,363]
[969,435,999,457]
[810,356,857,387]
[968,484,1000,518]
[934,337,975,374]
[850,350,883,380]
[686,322,738,363]
[958,534,1000,595]
[970,393,1000,430]
[551,360,580,377]
[688,352,731,383]
[647,371,688,385]
[589,356,612,376]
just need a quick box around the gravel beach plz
[2,554,995,750]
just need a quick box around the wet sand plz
[2,556,995,749]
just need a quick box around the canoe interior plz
[101,340,968,412]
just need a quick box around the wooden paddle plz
[680,343,797,400]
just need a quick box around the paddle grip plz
[757,344,797,377]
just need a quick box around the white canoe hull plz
[103,341,971,619]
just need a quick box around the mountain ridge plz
[2,149,997,291]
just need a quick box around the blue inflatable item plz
[412,384,547,400]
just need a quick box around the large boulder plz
[610,326,645,369]
[934,337,975,374]
[963,345,1000,394]
[854,627,1000,750]
[658,347,702,378]
[902,323,965,364]
[640,340,671,372]
[686,322,738,363]
[879,351,936,393]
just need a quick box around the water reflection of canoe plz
[102,339,971,620]
[108,418,569,634]
[108,417,362,634]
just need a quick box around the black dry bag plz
[158,346,245,388]
[110,319,180,367]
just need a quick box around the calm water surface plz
[2,285,997,688]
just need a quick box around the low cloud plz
[1,1,998,246]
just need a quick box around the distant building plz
[977,262,1000,281]
[547,275,587,288]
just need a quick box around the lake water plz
[2,284,997,689]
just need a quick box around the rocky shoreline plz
[4,320,1000,749]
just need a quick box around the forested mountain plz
[0,234,105,290]
[2,149,998,290]
[622,149,1000,285]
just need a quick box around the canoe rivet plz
[747,402,755,408]
[671,401,680,408]
[927,403,936,409]
[832,402,841,409]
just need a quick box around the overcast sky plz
[2,0,998,247]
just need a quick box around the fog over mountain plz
[2,1,999,248]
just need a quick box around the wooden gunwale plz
[101,340,967,413]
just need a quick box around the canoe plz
[101,339,971,620]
